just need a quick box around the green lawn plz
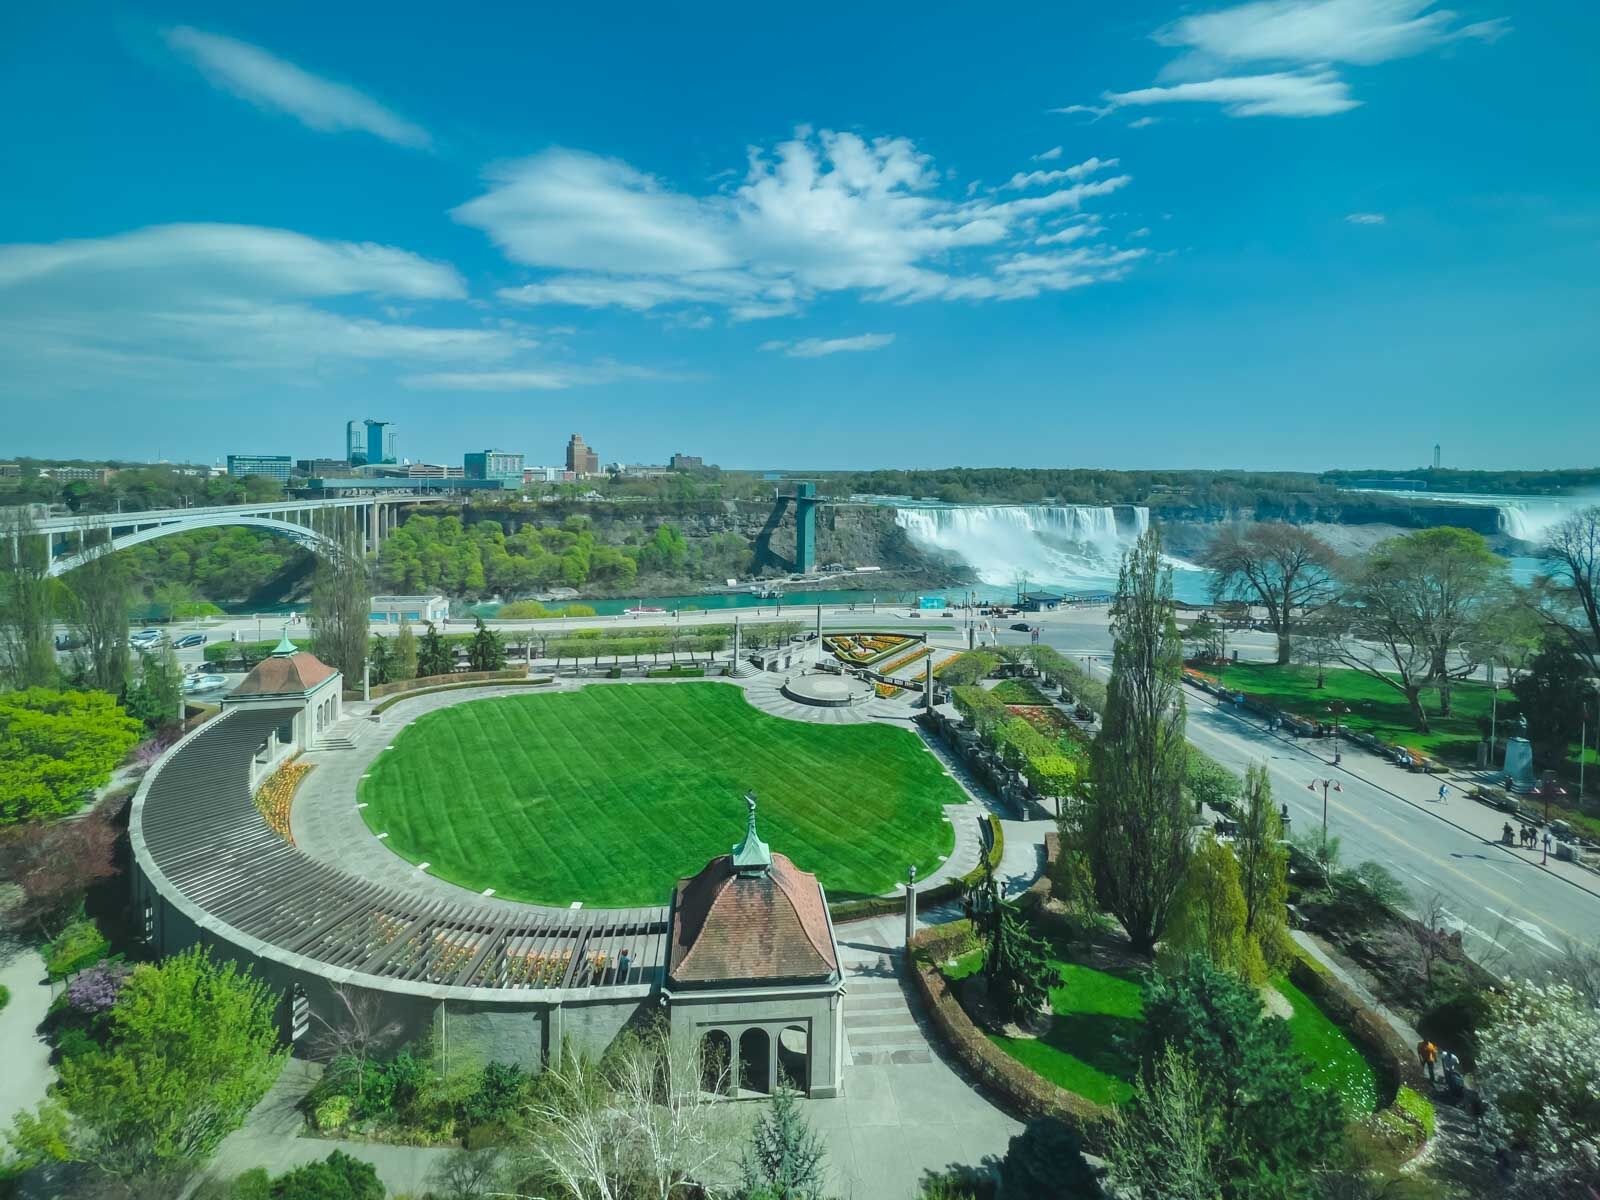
[359,683,960,907]
[1218,662,1495,763]
[944,951,1378,1114]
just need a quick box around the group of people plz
[1501,822,1542,848]
[1417,1038,1466,1102]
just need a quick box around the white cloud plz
[1128,116,1161,128]
[402,362,668,390]
[1064,0,1506,120]
[1156,0,1507,71]
[1106,70,1358,117]
[0,223,642,397]
[1000,157,1120,190]
[1345,211,1387,224]
[1032,146,1064,161]
[457,129,1143,317]
[760,333,896,358]
[165,26,431,148]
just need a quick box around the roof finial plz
[271,624,298,657]
[731,790,771,874]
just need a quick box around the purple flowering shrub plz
[67,963,129,1014]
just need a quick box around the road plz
[1000,610,1600,975]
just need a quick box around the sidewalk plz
[0,949,55,1135]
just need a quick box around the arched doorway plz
[776,1024,809,1093]
[700,1030,732,1095]
[738,1027,771,1095]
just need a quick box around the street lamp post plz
[1306,777,1342,883]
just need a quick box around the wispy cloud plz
[457,129,1145,317]
[165,26,431,148]
[1128,116,1161,128]
[1032,146,1064,161]
[760,333,896,358]
[402,362,668,390]
[1000,157,1120,191]
[1344,211,1387,224]
[1060,0,1506,120]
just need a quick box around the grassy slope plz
[359,683,958,907]
[946,951,1377,1114]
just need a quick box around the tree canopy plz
[0,688,142,824]
[1201,523,1337,665]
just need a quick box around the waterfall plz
[893,503,1149,589]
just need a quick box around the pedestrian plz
[1438,782,1449,803]
[1417,1039,1438,1084]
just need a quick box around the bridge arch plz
[45,514,344,578]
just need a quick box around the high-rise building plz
[297,458,350,477]
[669,453,704,471]
[346,420,366,465]
[464,450,525,489]
[226,454,292,482]
[566,434,600,476]
[365,419,396,465]
[1433,443,1441,470]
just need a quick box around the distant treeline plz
[1319,467,1600,495]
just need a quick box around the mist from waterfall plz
[893,503,1155,593]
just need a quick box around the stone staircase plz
[840,947,932,1067]
[312,716,377,752]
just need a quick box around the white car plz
[129,631,162,648]
[183,674,229,694]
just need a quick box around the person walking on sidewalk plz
[1418,1039,1438,1084]
[1438,782,1450,803]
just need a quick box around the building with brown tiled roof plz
[664,795,843,1098]
[223,631,344,786]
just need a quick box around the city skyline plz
[3,2,1597,470]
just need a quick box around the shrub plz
[313,1093,353,1132]
[66,963,129,1014]
[999,1116,1099,1199]
[463,1061,526,1126]
[1392,1086,1435,1139]
[0,983,8,1011]
[266,1150,383,1200]
[45,917,110,980]
[228,1167,272,1200]
[916,919,982,965]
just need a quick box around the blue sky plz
[2,1,1595,472]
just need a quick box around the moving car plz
[129,630,162,648]
[1010,622,1034,632]
[173,633,207,649]
[182,673,229,694]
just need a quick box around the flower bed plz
[823,633,916,665]
[254,757,313,844]
[1008,705,1072,736]
[879,646,932,676]
[875,682,903,699]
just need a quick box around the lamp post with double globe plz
[1307,777,1343,883]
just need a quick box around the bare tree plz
[1200,523,1337,665]
[306,984,404,1105]
[518,1022,736,1200]
[1540,505,1600,672]
[309,512,371,681]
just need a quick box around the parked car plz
[129,630,162,648]
[174,633,207,649]
[183,673,229,694]
[54,632,85,651]
[1010,622,1033,632]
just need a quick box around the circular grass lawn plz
[358,682,961,907]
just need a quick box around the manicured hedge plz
[367,668,525,699]
[647,666,704,678]
[829,813,1004,922]
[370,677,554,715]
[909,926,1110,1145]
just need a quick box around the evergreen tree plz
[1000,1116,1102,1199]
[467,616,506,671]
[417,622,454,678]
[393,623,418,681]
[964,859,1056,1023]
[739,1086,828,1199]
[1139,958,1344,1199]
[1162,835,1258,983]
[122,644,184,729]
[1087,527,1192,954]
[1235,763,1290,974]
[1512,639,1592,770]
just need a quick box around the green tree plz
[1322,528,1507,728]
[123,642,184,728]
[1235,763,1290,974]
[1163,835,1259,984]
[1103,1046,1223,1200]
[310,519,371,682]
[266,1150,384,1200]
[0,688,142,824]
[66,527,131,693]
[0,506,58,689]
[393,623,419,681]
[965,860,1055,1023]
[418,622,454,678]
[1511,639,1592,771]
[1140,958,1344,1199]
[740,1086,828,1199]
[998,1116,1101,1199]
[467,617,506,672]
[1088,527,1192,954]
[1201,523,1337,666]
[367,635,393,685]
[48,945,286,1189]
